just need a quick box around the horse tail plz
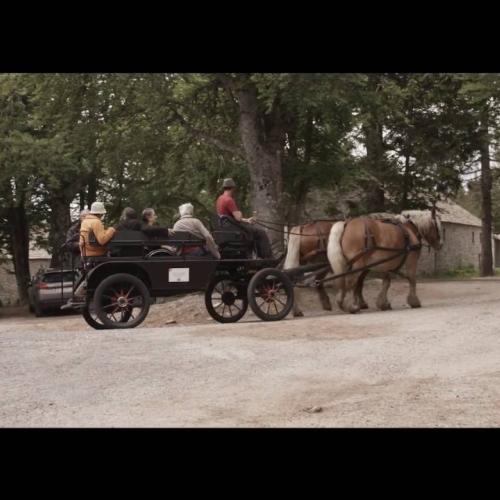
[283,226,301,270]
[327,221,347,275]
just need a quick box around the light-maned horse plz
[327,210,443,314]
[283,220,340,317]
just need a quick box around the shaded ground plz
[1,279,500,427]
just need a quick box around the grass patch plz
[431,265,479,279]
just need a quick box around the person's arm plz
[196,220,221,259]
[94,220,116,245]
[227,197,254,224]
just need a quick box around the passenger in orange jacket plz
[79,201,116,258]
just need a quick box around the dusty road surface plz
[1,278,500,427]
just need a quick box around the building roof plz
[437,200,482,227]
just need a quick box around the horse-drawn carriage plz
[65,208,442,330]
[67,226,296,330]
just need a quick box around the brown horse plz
[283,220,339,317]
[327,210,442,313]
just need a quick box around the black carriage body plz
[85,256,216,297]
[78,229,293,328]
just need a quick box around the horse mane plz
[400,210,442,242]
[368,210,442,244]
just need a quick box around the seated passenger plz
[66,201,116,305]
[79,201,116,258]
[172,203,221,259]
[116,207,142,231]
[141,207,170,238]
[65,208,89,268]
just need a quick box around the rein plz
[254,218,339,238]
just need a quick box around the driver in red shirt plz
[215,178,273,259]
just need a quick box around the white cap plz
[179,203,194,217]
[90,201,107,215]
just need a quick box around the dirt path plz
[1,279,500,427]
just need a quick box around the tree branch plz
[170,106,245,159]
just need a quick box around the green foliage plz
[430,264,479,280]
[1,72,500,263]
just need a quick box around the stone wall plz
[0,258,51,306]
[416,222,490,276]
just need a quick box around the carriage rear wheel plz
[248,268,294,321]
[82,299,132,330]
[94,273,150,329]
[205,277,248,323]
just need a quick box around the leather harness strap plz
[342,217,423,271]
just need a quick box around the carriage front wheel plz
[248,268,294,321]
[205,277,248,323]
[94,273,150,329]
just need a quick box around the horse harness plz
[298,219,342,263]
[341,217,423,273]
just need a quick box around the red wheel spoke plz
[274,296,287,307]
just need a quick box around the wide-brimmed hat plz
[90,201,107,215]
[222,178,236,188]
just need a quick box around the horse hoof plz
[294,311,304,317]
[348,306,360,314]
[380,303,392,311]
[360,302,369,310]
[407,297,421,308]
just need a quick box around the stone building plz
[0,245,51,307]
[408,200,493,276]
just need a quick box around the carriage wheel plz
[94,273,150,329]
[248,268,294,321]
[82,299,132,330]
[205,277,248,323]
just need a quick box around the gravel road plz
[1,279,500,427]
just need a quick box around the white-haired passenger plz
[172,203,221,259]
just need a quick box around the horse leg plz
[314,270,332,311]
[344,273,361,314]
[376,274,392,311]
[406,263,421,308]
[335,277,347,311]
[317,284,332,311]
[283,229,304,317]
[354,270,369,309]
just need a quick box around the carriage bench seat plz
[89,230,206,258]
[213,230,252,247]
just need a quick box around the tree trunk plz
[236,86,285,252]
[362,74,386,213]
[286,112,313,225]
[87,175,98,207]
[479,106,494,277]
[400,152,411,210]
[48,197,72,268]
[7,206,30,306]
[79,190,86,210]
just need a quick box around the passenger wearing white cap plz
[172,203,221,259]
[79,201,116,258]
